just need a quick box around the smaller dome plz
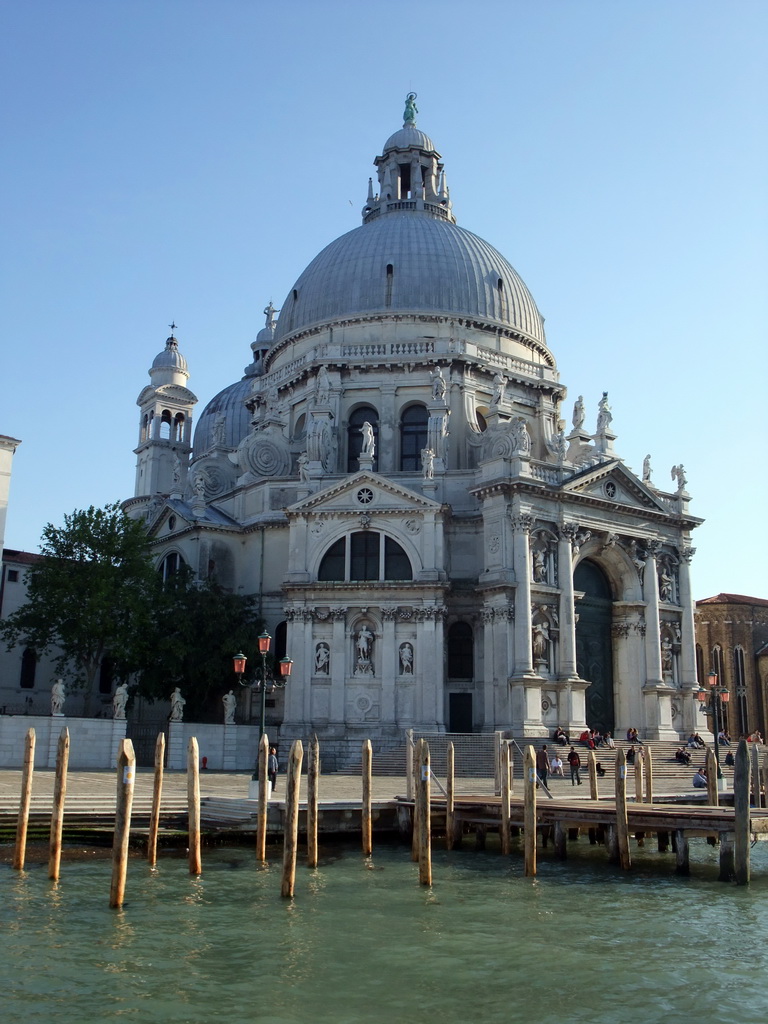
[152,335,188,373]
[382,125,436,154]
[193,377,253,455]
[255,326,274,344]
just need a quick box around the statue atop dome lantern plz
[403,92,418,125]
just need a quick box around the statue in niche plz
[596,392,613,432]
[533,548,548,584]
[361,421,375,457]
[316,366,331,405]
[399,642,414,675]
[403,92,418,125]
[113,683,129,720]
[532,622,550,664]
[169,687,186,722]
[213,415,226,446]
[355,625,374,674]
[659,567,674,603]
[314,642,330,675]
[642,454,652,484]
[572,395,585,430]
[671,464,688,492]
[51,678,66,716]
[222,690,237,725]
[297,452,310,482]
[490,373,507,407]
[512,418,531,454]
[421,447,435,480]
[627,539,646,573]
[661,636,673,674]
[431,365,447,400]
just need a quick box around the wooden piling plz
[362,739,373,855]
[614,748,631,869]
[762,753,768,810]
[281,739,304,898]
[411,740,421,862]
[405,728,414,801]
[417,738,431,886]
[553,820,567,859]
[523,745,536,877]
[147,732,165,867]
[644,745,654,804]
[13,728,35,871]
[675,829,689,875]
[500,741,511,856]
[706,747,718,807]
[750,743,761,807]
[187,737,201,875]
[48,727,70,881]
[719,834,735,882]
[734,738,751,885]
[634,753,644,803]
[256,734,269,862]
[110,738,136,907]
[588,750,598,800]
[445,741,456,851]
[307,734,319,868]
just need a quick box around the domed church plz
[126,96,703,765]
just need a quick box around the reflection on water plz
[2,839,768,1024]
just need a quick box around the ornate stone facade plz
[124,101,703,765]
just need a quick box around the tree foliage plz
[134,568,265,720]
[0,503,158,710]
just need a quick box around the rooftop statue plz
[403,92,418,125]
[263,301,278,328]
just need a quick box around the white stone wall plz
[0,715,126,768]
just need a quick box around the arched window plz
[274,621,288,663]
[385,263,394,306]
[712,645,725,686]
[141,414,149,442]
[347,407,379,471]
[448,622,473,679]
[19,648,36,689]
[160,410,172,440]
[318,532,412,582]
[400,405,428,471]
[733,646,748,736]
[159,551,185,582]
[173,413,185,442]
[695,643,704,685]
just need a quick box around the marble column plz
[644,541,664,686]
[678,545,700,733]
[330,608,348,725]
[557,524,579,679]
[511,512,535,677]
[380,608,397,727]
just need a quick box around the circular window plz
[356,487,374,505]
[604,482,617,499]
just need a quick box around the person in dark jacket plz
[567,746,582,786]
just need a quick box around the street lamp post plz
[233,633,292,780]
[697,670,730,787]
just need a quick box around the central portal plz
[574,560,615,735]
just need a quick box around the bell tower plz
[134,326,197,498]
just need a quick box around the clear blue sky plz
[1,0,766,601]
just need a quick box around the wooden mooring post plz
[307,734,319,868]
[613,748,631,869]
[48,727,70,881]
[110,738,136,908]
[588,750,598,800]
[362,739,373,856]
[405,729,414,802]
[634,753,644,803]
[750,743,761,807]
[523,745,536,877]
[411,740,420,862]
[281,739,304,898]
[256,734,269,863]
[417,738,431,886]
[645,745,654,804]
[187,737,201,876]
[445,741,456,851]
[13,727,35,871]
[147,732,165,867]
[706,747,718,807]
[500,741,511,855]
[733,739,751,885]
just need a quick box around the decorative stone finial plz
[403,92,418,126]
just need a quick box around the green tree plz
[0,503,159,713]
[135,568,265,720]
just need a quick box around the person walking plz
[536,745,550,790]
[567,746,582,786]
[268,746,279,793]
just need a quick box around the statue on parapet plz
[51,679,66,716]
[170,687,186,722]
[113,682,129,720]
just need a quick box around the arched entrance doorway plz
[574,560,614,734]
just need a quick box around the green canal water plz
[2,838,768,1024]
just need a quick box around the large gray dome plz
[273,212,546,346]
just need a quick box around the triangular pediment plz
[146,498,240,538]
[560,460,671,514]
[287,472,443,516]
